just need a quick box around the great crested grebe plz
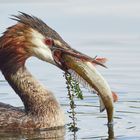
[0,12,117,131]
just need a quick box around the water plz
[0,1,140,139]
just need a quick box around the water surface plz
[0,1,140,139]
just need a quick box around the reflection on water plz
[0,125,115,140]
[0,127,65,140]
[67,125,115,140]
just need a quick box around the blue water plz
[0,1,140,139]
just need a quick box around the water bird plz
[0,12,117,131]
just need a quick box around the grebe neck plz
[2,66,60,116]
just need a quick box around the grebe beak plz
[51,40,114,124]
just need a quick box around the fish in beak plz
[48,39,118,125]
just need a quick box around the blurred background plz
[0,0,140,139]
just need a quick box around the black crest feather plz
[11,12,64,42]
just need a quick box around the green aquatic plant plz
[65,72,83,132]
[65,72,83,100]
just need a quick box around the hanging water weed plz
[65,72,83,132]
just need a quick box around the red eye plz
[45,38,53,46]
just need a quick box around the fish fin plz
[99,97,105,112]
[95,57,108,64]
[92,57,108,67]
[112,91,118,102]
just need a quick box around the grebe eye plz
[45,38,53,46]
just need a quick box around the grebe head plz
[0,12,105,71]
[0,12,115,124]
